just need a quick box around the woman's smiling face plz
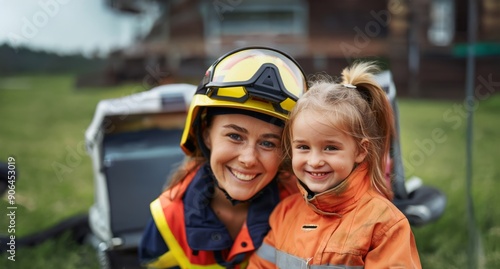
[204,113,283,201]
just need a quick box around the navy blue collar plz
[184,163,281,251]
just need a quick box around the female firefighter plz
[139,46,308,269]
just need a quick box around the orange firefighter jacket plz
[248,162,422,269]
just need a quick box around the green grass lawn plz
[0,74,499,268]
[398,93,500,268]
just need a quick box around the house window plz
[203,1,308,37]
[428,0,455,46]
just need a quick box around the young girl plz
[249,62,422,268]
[139,47,308,268]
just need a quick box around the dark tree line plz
[0,44,107,75]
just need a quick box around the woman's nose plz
[238,145,258,167]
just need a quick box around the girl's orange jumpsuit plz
[249,163,422,268]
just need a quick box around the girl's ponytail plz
[341,62,396,199]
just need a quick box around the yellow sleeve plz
[145,251,179,268]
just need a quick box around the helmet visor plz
[203,48,306,107]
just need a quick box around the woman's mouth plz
[231,169,258,181]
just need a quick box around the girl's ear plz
[355,139,369,163]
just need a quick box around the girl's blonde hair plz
[283,61,395,199]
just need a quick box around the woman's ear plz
[203,127,212,150]
[355,139,369,163]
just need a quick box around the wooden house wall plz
[104,0,500,99]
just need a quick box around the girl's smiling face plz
[204,113,283,201]
[291,110,367,193]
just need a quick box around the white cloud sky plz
[0,0,157,56]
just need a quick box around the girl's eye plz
[325,145,339,151]
[295,145,309,150]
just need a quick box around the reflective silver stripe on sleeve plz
[276,250,306,268]
[255,242,277,264]
[311,265,364,269]
[275,250,364,269]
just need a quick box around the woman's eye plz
[261,140,277,149]
[228,133,242,141]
